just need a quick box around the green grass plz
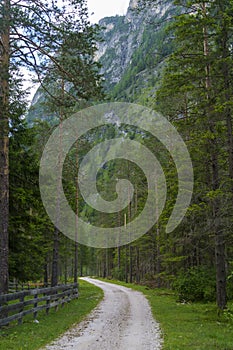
[98,278,233,350]
[0,279,103,350]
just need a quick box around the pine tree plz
[155,0,233,309]
[0,0,102,293]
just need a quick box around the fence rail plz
[8,281,50,293]
[0,283,78,327]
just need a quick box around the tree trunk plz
[220,20,233,188]
[125,246,128,283]
[129,246,133,283]
[51,78,65,287]
[156,227,161,288]
[128,167,132,283]
[128,213,133,283]
[51,227,59,286]
[136,247,140,283]
[212,152,227,310]
[124,214,128,283]
[117,212,121,274]
[80,253,83,277]
[218,27,231,304]
[106,249,109,278]
[202,7,227,309]
[215,222,227,310]
[74,242,78,283]
[0,0,10,294]
[74,145,79,284]
[43,256,49,287]
[155,176,161,287]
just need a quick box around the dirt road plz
[43,278,163,350]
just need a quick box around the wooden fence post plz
[33,292,38,319]
[0,283,78,327]
[18,293,24,325]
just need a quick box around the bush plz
[173,266,216,302]
[111,267,125,281]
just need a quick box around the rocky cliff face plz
[98,0,175,93]
[27,0,176,124]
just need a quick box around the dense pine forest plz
[1,0,233,315]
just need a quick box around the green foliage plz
[173,266,216,302]
[111,21,174,101]
[111,267,125,281]
[9,119,51,281]
[8,0,103,125]
[4,0,233,312]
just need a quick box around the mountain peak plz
[128,0,139,10]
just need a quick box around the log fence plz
[8,281,49,293]
[0,283,78,327]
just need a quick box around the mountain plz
[27,0,177,124]
[98,0,176,100]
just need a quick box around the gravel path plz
[42,278,163,350]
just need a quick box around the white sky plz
[24,0,130,101]
[87,0,130,23]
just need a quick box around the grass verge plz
[98,278,233,350]
[0,279,103,350]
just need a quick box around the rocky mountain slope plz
[27,0,177,124]
[98,0,175,96]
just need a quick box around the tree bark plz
[219,12,233,188]
[74,144,79,284]
[117,212,121,274]
[51,227,59,286]
[0,0,10,294]
[124,214,128,283]
[155,176,161,287]
[51,79,64,287]
[43,254,49,287]
[212,151,227,310]
[202,5,227,309]
[215,222,227,310]
[217,23,230,309]
[136,247,140,283]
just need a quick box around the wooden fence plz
[8,281,78,292]
[8,281,50,293]
[0,283,78,327]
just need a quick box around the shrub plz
[173,266,216,302]
[111,267,125,281]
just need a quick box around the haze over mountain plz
[27,0,176,124]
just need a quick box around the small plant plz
[223,308,233,322]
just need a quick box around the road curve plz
[43,278,163,350]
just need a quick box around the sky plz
[24,0,130,101]
[87,0,130,23]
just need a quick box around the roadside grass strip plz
[0,279,103,350]
[98,278,233,350]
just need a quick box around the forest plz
[1,0,233,317]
